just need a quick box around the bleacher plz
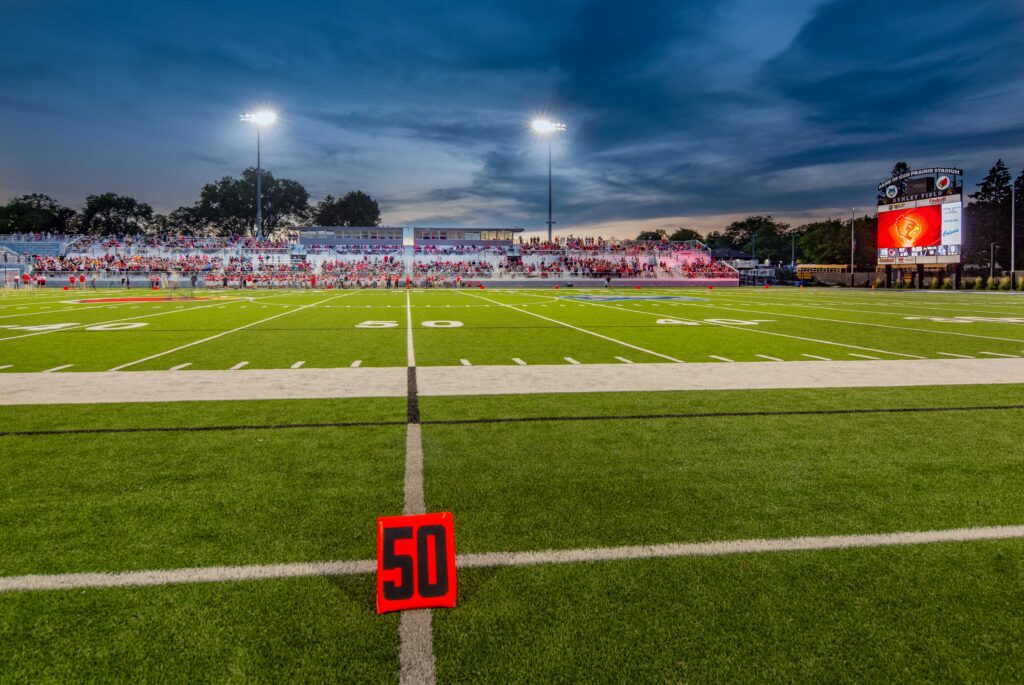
[10,232,740,288]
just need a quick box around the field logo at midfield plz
[562,295,708,303]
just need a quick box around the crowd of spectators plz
[17,232,736,285]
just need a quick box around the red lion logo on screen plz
[879,206,942,248]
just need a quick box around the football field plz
[2,286,1024,682]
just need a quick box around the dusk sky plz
[1,0,1023,238]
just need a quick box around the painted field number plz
[376,512,457,614]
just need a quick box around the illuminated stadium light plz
[240,110,277,126]
[531,118,566,134]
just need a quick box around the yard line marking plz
[576,299,921,359]
[979,351,1019,357]
[0,296,267,343]
[756,355,783,362]
[938,352,974,358]
[456,525,1024,571]
[230,361,249,370]
[678,298,1024,346]
[401,288,434,685]
[848,353,880,360]
[801,354,832,361]
[564,357,581,364]
[512,358,527,366]
[0,365,11,370]
[291,361,305,369]
[614,356,635,364]
[709,355,735,362]
[350,360,363,368]
[42,364,73,373]
[170,363,192,371]
[460,291,684,363]
[5,525,1023,594]
[406,289,416,368]
[107,292,355,371]
[459,359,472,366]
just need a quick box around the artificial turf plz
[2,287,1024,371]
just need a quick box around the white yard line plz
[4,524,1022,594]
[577,298,924,360]
[401,287,435,685]
[979,351,1019,358]
[291,361,305,369]
[848,353,880,360]
[350,360,363,368]
[460,290,684,363]
[756,355,783,362]
[41,364,73,373]
[512,358,527,366]
[678,299,1024,346]
[564,357,581,365]
[709,355,735,362]
[230,361,249,370]
[459,359,472,366]
[938,352,974,359]
[169,363,192,371]
[108,293,355,371]
[406,289,416,368]
[0,296,263,343]
[614,356,635,364]
[801,354,832,361]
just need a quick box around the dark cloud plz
[1,0,1023,233]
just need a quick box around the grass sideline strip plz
[3,524,1022,593]
[4,403,1024,438]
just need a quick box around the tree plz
[723,216,791,263]
[195,168,310,236]
[79,193,153,235]
[635,229,667,241]
[966,159,1012,266]
[668,227,702,242]
[795,215,876,268]
[0,194,77,234]
[310,190,382,227]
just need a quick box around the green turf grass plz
[421,385,1024,553]
[0,419,405,575]
[0,576,399,683]
[435,540,1024,682]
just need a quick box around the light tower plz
[531,119,566,242]
[240,110,277,240]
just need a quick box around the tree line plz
[637,160,1024,269]
[0,169,382,237]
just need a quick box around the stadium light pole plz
[531,119,567,243]
[850,208,856,287]
[240,110,278,241]
[1012,180,1016,280]
[991,242,999,282]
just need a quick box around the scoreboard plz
[876,167,963,265]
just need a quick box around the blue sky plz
[1,0,1022,237]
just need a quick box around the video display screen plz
[877,196,961,263]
